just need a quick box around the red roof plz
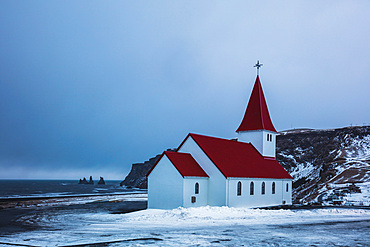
[179,133,292,179]
[236,76,277,132]
[147,151,208,178]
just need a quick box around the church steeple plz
[236,75,276,133]
[236,71,277,158]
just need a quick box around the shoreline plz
[0,191,146,202]
[0,192,148,210]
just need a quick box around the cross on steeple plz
[254,60,263,76]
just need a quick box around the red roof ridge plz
[263,156,276,160]
[176,133,227,178]
[236,75,277,133]
[188,133,279,160]
[146,150,209,178]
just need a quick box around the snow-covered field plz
[1,205,370,246]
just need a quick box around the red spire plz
[236,76,276,132]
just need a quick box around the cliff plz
[120,149,175,189]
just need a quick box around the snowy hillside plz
[121,126,370,206]
[277,126,370,205]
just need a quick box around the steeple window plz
[266,134,273,142]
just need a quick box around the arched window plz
[261,182,265,195]
[250,182,254,195]
[195,182,199,194]
[237,181,242,196]
[272,182,275,194]
[286,183,289,192]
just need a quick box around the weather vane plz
[254,60,263,76]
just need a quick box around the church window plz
[195,183,199,194]
[272,182,275,194]
[286,183,289,192]
[237,181,242,196]
[191,196,196,203]
[250,182,254,195]
[261,182,265,195]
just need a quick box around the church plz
[147,69,293,209]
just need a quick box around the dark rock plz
[276,126,370,202]
[79,177,88,184]
[88,176,94,185]
[120,148,175,189]
[98,177,105,185]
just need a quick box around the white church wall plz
[262,131,276,158]
[178,136,227,206]
[282,180,292,205]
[237,130,276,157]
[238,130,262,153]
[183,177,208,207]
[147,155,183,209]
[227,178,291,208]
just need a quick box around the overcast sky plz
[0,1,369,180]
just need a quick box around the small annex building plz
[147,75,293,209]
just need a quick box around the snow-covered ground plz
[1,205,370,246]
[319,181,370,206]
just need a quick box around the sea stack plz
[78,177,88,184]
[88,176,94,184]
[98,177,105,185]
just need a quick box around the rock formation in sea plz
[88,176,94,185]
[98,177,105,185]
[78,177,89,184]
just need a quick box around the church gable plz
[147,154,184,209]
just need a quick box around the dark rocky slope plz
[120,149,175,189]
[276,126,370,203]
[121,126,370,204]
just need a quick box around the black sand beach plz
[0,195,147,236]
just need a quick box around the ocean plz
[0,179,138,199]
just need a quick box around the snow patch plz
[290,162,316,180]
